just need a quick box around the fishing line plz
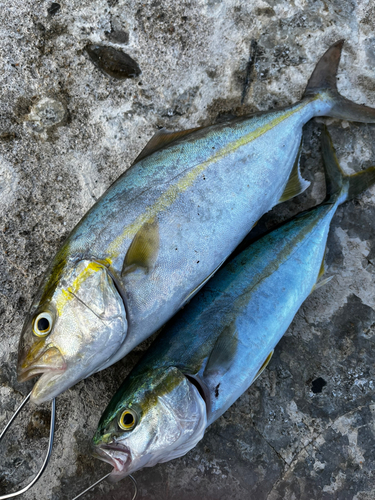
[0,393,56,499]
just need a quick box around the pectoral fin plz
[133,127,201,164]
[122,219,160,276]
[204,323,238,378]
[278,141,310,203]
[252,350,274,384]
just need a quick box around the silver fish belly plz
[18,41,375,403]
[92,128,375,479]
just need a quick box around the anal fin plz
[278,140,310,204]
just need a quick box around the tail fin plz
[304,40,375,123]
[321,125,375,204]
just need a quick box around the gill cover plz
[18,259,127,403]
[94,367,207,480]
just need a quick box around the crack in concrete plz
[264,401,373,499]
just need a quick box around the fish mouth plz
[17,346,67,383]
[95,442,132,478]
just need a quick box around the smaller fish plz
[92,128,375,480]
[18,40,375,406]
[85,45,141,79]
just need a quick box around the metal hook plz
[0,392,56,499]
[71,473,138,500]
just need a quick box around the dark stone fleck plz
[85,45,141,80]
[105,30,130,44]
[254,7,276,17]
[26,410,51,439]
[13,96,33,121]
[0,131,16,141]
[311,377,327,393]
[36,22,46,32]
[47,3,61,16]
[241,39,258,105]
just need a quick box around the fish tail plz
[303,40,375,123]
[321,125,375,205]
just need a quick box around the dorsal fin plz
[133,127,202,164]
[203,323,238,378]
[121,218,160,276]
[278,140,310,204]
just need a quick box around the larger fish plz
[18,41,375,403]
[92,129,375,480]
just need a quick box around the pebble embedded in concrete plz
[26,97,66,133]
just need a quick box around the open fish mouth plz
[17,347,66,383]
[95,442,132,476]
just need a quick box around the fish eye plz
[119,409,137,431]
[33,312,53,337]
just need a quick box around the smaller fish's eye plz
[119,409,137,431]
[33,312,53,337]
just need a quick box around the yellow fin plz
[181,258,226,307]
[310,249,333,292]
[317,253,326,280]
[133,127,201,164]
[122,219,160,275]
[252,350,274,384]
[278,142,310,203]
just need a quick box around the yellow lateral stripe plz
[55,262,103,315]
[107,101,309,258]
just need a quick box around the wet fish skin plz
[93,129,375,479]
[18,41,375,404]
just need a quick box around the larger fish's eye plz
[119,409,137,431]
[33,312,53,337]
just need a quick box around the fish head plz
[18,259,127,403]
[93,366,207,481]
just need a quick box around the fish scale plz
[97,101,319,365]
[125,203,335,426]
[17,41,375,403]
[92,128,375,480]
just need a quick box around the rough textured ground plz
[1,1,375,499]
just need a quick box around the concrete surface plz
[1,1,375,499]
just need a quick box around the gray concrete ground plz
[1,1,375,499]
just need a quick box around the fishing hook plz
[0,392,56,499]
[72,472,138,500]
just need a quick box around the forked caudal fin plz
[321,125,375,205]
[304,40,375,123]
